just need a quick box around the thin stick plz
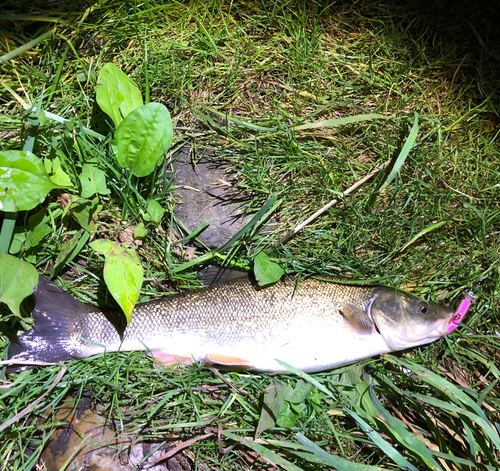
[0,362,66,433]
[149,433,214,466]
[279,158,391,245]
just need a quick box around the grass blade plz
[399,221,447,252]
[223,431,304,471]
[368,385,443,470]
[292,113,386,131]
[0,30,54,64]
[382,112,419,188]
[295,433,384,470]
[275,360,419,471]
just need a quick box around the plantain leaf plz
[96,62,143,127]
[90,240,143,323]
[0,150,58,212]
[0,254,39,317]
[114,103,173,177]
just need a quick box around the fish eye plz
[419,302,429,314]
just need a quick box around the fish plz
[8,274,458,373]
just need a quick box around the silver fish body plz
[9,276,456,373]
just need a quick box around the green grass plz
[1,0,500,469]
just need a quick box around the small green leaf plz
[0,150,58,212]
[79,164,111,198]
[96,62,143,127]
[90,239,114,254]
[0,255,39,317]
[254,251,284,287]
[114,103,173,177]
[133,223,148,238]
[45,156,73,187]
[89,240,143,323]
[8,231,26,255]
[144,199,165,223]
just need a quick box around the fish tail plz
[8,277,97,366]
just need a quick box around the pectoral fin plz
[206,352,250,366]
[152,351,195,367]
[341,304,374,334]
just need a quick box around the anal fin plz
[152,351,195,367]
[206,352,250,366]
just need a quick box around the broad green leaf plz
[26,222,51,249]
[254,251,284,287]
[69,196,102,233]
[288,380,315,404]
[144,199,165,223]
[90,240,143,323]
[96,62,143,127]
[0,254,38,317]
[256,383,283,437]
[44,156,73,187]
[0,150,58,212]
[114,103,173,177]
[277,401,299,428]
[79,164,111,198]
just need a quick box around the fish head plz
[370,288,455,350]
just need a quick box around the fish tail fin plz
[8,277,94,367]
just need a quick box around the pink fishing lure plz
[447,291,475,334]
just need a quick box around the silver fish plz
[9,275,457,373]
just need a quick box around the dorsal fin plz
[198,265,249,286]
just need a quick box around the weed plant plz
[1,0,500,470]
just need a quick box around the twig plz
[0,359,56,366]
[149,433,214,466]
[279,158,391,245]
[0,362,66,433]
[207,366,249,396]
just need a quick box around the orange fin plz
[206,352,250,366]
[152,351,195,367]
